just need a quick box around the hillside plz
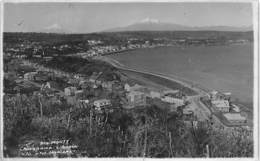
[106,18,252,32]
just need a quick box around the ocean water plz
[109,44,253,106]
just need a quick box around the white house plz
[79,99,89,104]
[224,113,247,124]
[150,91,161,99]
[161,96,184,107]
[127,91,146,107]
[124,83,144,92]
[210,90,219,100]
[24,72,37,81]
[211,100,230,112]
[93,99,111,110]
[102,81,114,91]
[124,83,131,92]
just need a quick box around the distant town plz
[3,31,253,158]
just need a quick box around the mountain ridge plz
[39,23,72,34]
[105,18,253,32]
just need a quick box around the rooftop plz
[163,90,179,95]
[94,99,111,103]
[224,113,246,121]
[212,100,229,108]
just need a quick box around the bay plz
[108,44,253,107]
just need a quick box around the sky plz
[4,2,253,33]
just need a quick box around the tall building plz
[127,91,146,107]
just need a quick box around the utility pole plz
[169,132,174,157]
[123,133,127,156]
[143,121,147,158]
[38,94,43,118]
[206,144,210,158]
[89,109,93,136]
[67,107,72,130]
[104,111,108,124]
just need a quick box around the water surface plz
[109,44,253,106]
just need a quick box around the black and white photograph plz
[1,0,259,159]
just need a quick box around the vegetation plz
[3,31,254,158]
[4,93,253,157]
[4,31,253,46]
[33,56,121,81]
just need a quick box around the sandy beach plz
[95,55,208,96]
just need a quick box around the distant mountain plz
[192,25,253,32]
[39,23,72,34]
[105,18,253,32]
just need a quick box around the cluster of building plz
[209,90,231,112]
[62,76,187,114]
[93,99,112,111]
[24,70,55,82]
[124,82,187,109]
[87,40,103,46]
[161,90,186,106]
[21,60,125,113]
[19,56,188,116]
[55,69,187,112]
[4,32,251,62]
[208,90,247,124]
[74,40,164,59]
[76,37,251,59]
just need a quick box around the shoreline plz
[95,55,253,110]
[96,55,253,127]
[95,55,208,96]
[100,46,253,107]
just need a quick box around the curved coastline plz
[96,55,252,110]
[104,44,253,108]
[95,55,253,127]
[96,55,209,96]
